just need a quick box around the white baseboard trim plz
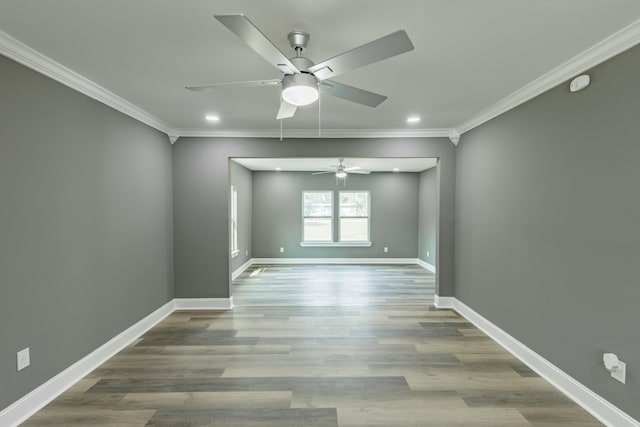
[416,258,436,273]
[433,294,455,309]
[451,298,639,427]
[173,297,234,310]
[231,259,253,280]
[251,257,419,265]
[0,297,235,426]
[0,300,175,427]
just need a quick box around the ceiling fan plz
[312,158,370,178]
[186,14,414,120]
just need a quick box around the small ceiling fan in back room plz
[312,158,370,185]
[186,14,414,120]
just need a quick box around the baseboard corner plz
[173,297,233,310]
[231,258,254,280]
[416,258,436,273]
[433,294,455,309]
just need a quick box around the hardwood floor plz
[23,264,601,426]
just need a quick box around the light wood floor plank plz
[22,264,600,426]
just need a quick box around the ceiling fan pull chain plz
[280,117,283,141]
[318,88,321,137]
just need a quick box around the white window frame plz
[338,190,371,243]
[301,191,334,243]
[230,186,239,258]
[299,190,372,247]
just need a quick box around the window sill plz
[300,241,372,248]
[231,250,240,258]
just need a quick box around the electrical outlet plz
[17,348,30,371]
[245,249,248,256]
[426,251,430,257]
[384,247,389,253]
[279,247,284,253]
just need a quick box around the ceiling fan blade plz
[214,14,300,74]
[276,100,297,119]
[347,170,371,174]
[345,166,361,171]
[186,79,280,92]
[311,171,335,175]
[320,80,387,107]
[309,30,414,80]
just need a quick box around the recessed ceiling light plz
[406,116,420,123]
[205,115,220,122]
[393,167,400,172]
[275,167,282,171]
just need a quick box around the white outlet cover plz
[17,348,30,371]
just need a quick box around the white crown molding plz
[0,30,173,135]
[457,17,640,135]
[174,128,455,139]
[6,14,640,144]
[448,129,460,146]
[452,298,639,427]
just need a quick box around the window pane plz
[303,191,332,217]
[340,192,368,217]
[340,218,368,241]
[304,218,332,241]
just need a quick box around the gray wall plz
[229,161,253,272]
[0,55,173,410]
[418,167,437,266]
[173,137,456,298]
[455,44,640,419]
[252,171,419,258]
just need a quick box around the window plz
[301,190,371,247]
[339,191,370,242]
[302,191,333,242]
[231,186,238,257]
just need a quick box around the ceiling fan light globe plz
[335,171,347,178]
[281,73,319,106]
[282,85,318,106]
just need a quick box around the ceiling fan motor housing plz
[290,56,314,73]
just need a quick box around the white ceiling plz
[1,0,640,137]
[233,157,437,172]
